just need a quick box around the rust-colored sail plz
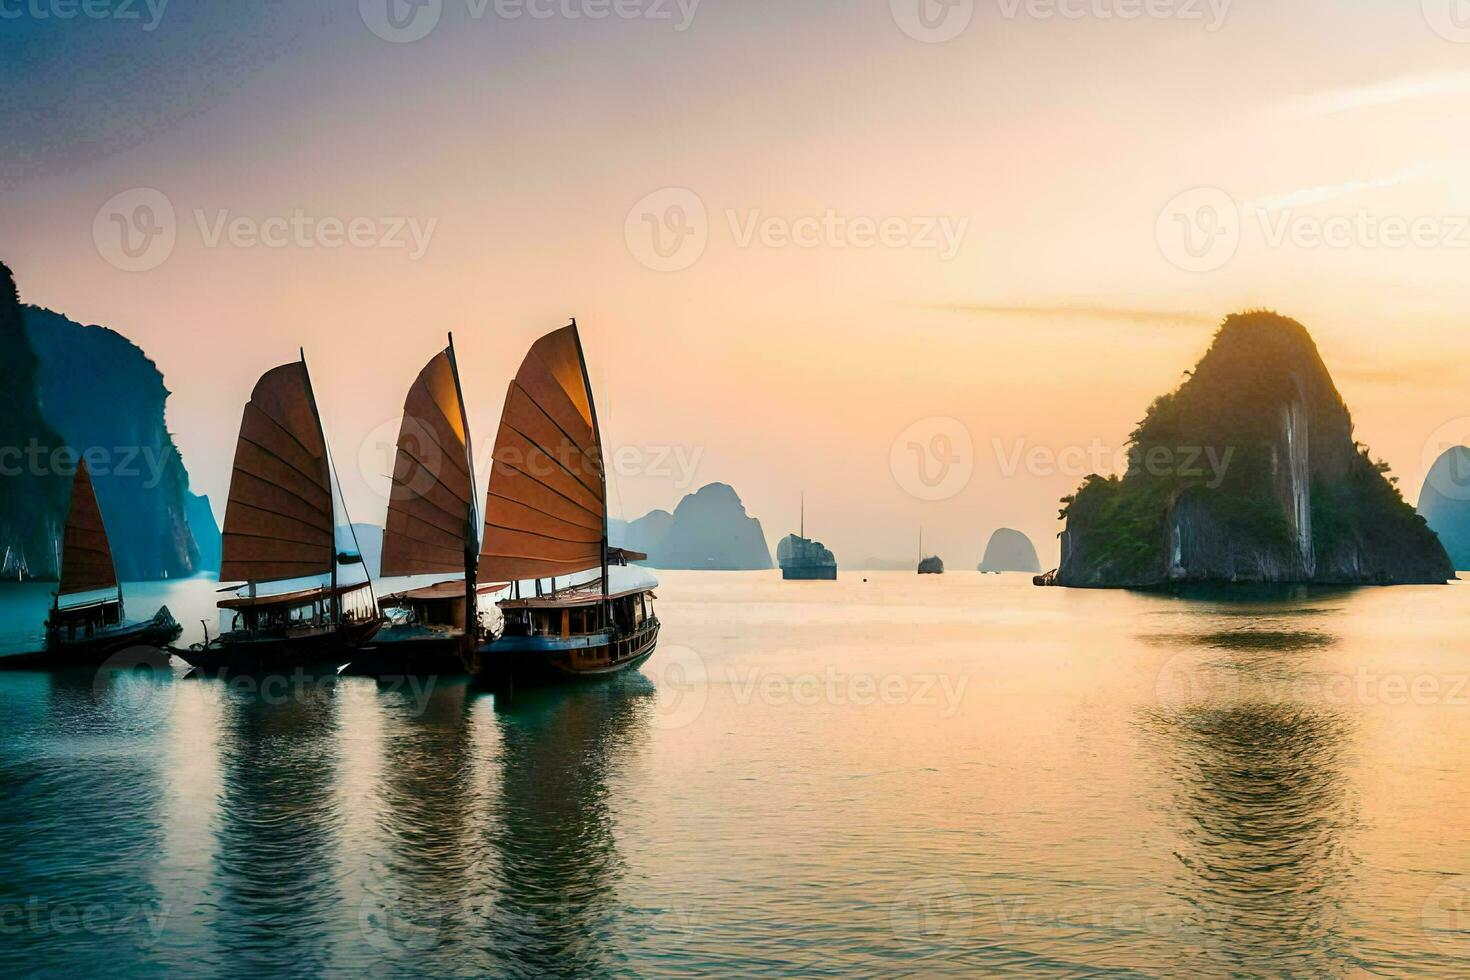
[480,324,606,582]
[58,460,118,596]
[380,344,477,577]
[219,360,335,583]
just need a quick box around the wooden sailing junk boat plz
[179,353,380,672]
[470,321,660,686]
[346,335,505,676]
[0,460,180,670]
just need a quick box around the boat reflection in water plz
[205,674,346,974]
[357,675,656,975]
[0,669,173,977]
[1140,618,1355,976]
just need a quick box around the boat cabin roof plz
[218,581,371,610]
[379,580,510,604]
[499,583,656,610]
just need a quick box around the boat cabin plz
[219,582,377,635]
[48,594,123,641]
[499,588,654,640]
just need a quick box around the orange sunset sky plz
[4,1,1470,567]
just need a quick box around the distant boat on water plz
[917,528,943,574]
[779,495,836,580]
[0,460,179,670]
[468,321,660,687]
[178,352,380,674]
[345,335,505,677]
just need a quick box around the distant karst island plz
[610,482,773,570]
[1418,446,1470,572]
[1053,311,1452,588]
[978,528,1041,573]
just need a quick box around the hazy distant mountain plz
[611,483,772,570]
[187,493,221,571]
[1057,312,1451,587]
[348,523,383,579]
[978,528,1041,573]
[25,304,211,580]
[1418,447,1470,571]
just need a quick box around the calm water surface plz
[2,571,1469,977]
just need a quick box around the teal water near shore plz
[1,571,1469,976]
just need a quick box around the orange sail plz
[479,324,606,583]
[380,341,478,577]
[58,460,118,596]
[219,359,335,584]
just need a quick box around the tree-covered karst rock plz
[1418,446,1470,571]
[25,305,212,580]
[0,262,67,578]
[1055,312,1451,587]
[610,483,772,569]
[978,528,1041,573]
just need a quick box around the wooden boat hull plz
[0,607,181,672]
[175,617,381,675]
[782,566,837,580]
[339,628,468,677]
[472,620,659,688]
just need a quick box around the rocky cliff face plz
[23,305,211,580]
[0,263,67,578]
[610,483,772,569]
[978,528,1041,573]
[1418,446,1470,571]
[1057,312,1451,587]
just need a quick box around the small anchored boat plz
[344,336,506,677]
[0,460,180,670]
[177,353,380,674]
[469,321,660,687]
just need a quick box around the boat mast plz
[300,347,337,625]
[447,331,480,658]
[800,492,804,540]
[571,319,611,632]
